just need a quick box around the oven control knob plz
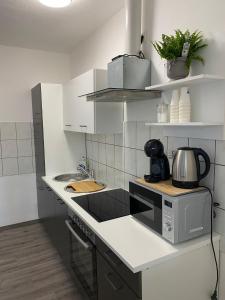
[165,222,172,232]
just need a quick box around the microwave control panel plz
[162,198,175,243]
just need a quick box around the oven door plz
[129,182,162,235]
[65,219,97,300]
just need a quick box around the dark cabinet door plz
[97,253,140,300]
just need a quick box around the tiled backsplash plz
[86,121,225,252]
[0,122,35,176]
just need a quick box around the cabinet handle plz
[65,220,92,250]
[46,187,52,192]
[104,250,122,267]
[57,198,65,205]
[79,125,87,128]
[65,124,72,127]
[105,272,123,291]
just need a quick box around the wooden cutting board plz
[135,178,205,197]
[67,181,105,193]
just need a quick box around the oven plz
[129,182,162,235]
[65,215,97,300]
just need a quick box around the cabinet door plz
[63,78,79,131]
[77,70,95,96]
[75,97,95,133]
[97,253,140,300]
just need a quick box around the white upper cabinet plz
[63,69,123,134]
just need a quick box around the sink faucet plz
[77,164,95,179]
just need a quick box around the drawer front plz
[96,238,142,298]
[97,253,141,300]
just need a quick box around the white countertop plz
[42,175,220,273]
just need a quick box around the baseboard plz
[0,219,40,232]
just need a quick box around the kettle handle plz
[195,148,210,180]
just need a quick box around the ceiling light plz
[39,0,72,8]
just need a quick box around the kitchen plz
[0,0,225,300]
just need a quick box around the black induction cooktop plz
[71,189,130,222]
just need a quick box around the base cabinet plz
[97,252,140,300]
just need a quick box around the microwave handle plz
[65,219,92,250]
[130,193,154,210]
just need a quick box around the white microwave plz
[129,181,211,244]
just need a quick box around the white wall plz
[70,1,225,297]
[0,45,71,226]
[70,9,126,77]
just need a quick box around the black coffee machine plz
[144,139,170,183]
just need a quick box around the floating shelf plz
[80,88,161,102]
[145,122,223,127]
[145,74,225,92]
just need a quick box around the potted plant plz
[152,30,207,80]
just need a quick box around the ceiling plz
[0,0,124,53]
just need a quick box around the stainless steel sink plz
[54,173,89,182]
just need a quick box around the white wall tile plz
[0,160,2,176]
[199,162,215,190]
[167,137,188,158]
[124,148,136,176]
[98,163,107,182]
[151,127,168,153]
[86,134,92,141]
[105,134,115,145]
[87,141,93,160]
[106,167,115,186]
[114,169,125,189]
[97,134,106,144]
[189,138,216,163]
[214,165,225,209]
[1,140,17,158]
[2,158,18,176]
[92,142,98,161]
[106,144,115,168]
[16,123,32,139]
[124,121,137,148]
[0,123,16,140]
[92,134,98,142]
[115,133,124,146]
[214,208,225,252]
[32,156,36,172]
[216,140,225,165]
[18,157,33,174]
[136,121,150,150]
[219,252,225,300]
[98,143,106,165]
[92,161,99,180]
[136,150,149,178]
[124,173,136,191]
[17,140,32,157]
[115,146,124,171]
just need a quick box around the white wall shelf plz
[145,74,225,91]
[145,122,223,127]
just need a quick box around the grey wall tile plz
[16,123,32,139]
[151,127,168,153]
[92,161,99,180]
[124,173,136,191]
[189,138,216,163]
[214,208,225,252]
[106,144,115,168]
[18,157,34,174]
[124,148,136,176]
[0,160,2,176]
[86,134,92,141]
[97,134,106,143]
[199,162,215,190]
[1,140,17,158]
[216,140,225,165]
[136,122,150,150]
[87,141,93,160]
[2,158,18,176]
[98,163,106,181]
[0,123,16,140]
[124,121,137,148]
[98,143,106,165]
[17,140,32,157]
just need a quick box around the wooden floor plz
[0,221,86,300]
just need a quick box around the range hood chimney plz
[125,0,142,55]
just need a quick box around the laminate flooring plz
[0,221,86,300]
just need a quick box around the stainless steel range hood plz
[80,88,161,102]
[79,0,160,102]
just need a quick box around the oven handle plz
[130,193,154,210]
[65,219,92,250]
